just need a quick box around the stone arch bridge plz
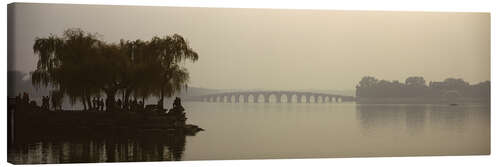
[186,91,355,104]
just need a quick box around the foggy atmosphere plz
[7,3,490,164]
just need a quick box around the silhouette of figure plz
[99,98,104,111]
[29,100,37,108]
[22,92,29,104]
[117,99,122,110]
[133,99,138,111]
[139,100,144,111]
[41,96,50,110]
[92,97,98,110]
[105,98,112,111]
[168,97,185,115]
[51,95,62,111]
[157,99,163,110]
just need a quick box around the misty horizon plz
[7,4,491,164]
[8,3,490,91]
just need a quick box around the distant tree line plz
[31,28,198,111]
[355,76,490,98]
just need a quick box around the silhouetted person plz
[117,99,122,110]
[139,100,144,111]
[22,92,29,104]
[132,99,138,111]
[168,97,185,115]
[105,98,112,111]
[41,96,50,110]
[157,99,163,110]
[29,100,37,108]
[99,98,104,111]
[51,95,62,111]
[92,97,98,110]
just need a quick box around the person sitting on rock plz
[168,97,185,116]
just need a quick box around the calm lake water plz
[8,102,490,164]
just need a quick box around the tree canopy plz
[31,28,199,111]
[356,76,490,98]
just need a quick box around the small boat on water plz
[450,103,459,106]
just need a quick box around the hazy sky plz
[8,3,490,90]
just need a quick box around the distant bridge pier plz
[276,94,281,103]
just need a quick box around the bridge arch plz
[291,94,298,103]
[257,94,265,103]
[307,95,315,103]
[221,96,226,103]
[269,93,276,103]
[230,95,236,103]
[247,94,254,103]
[324,96,330,103]
[198,91,353,104]
[237,94,245,103]
[317,96,323,103]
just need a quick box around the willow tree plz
[32,28,199,111]
[149,35,198,109]
[32,28,104,110]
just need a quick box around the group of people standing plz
[15,92,33,106]
[13,92,173,113]
[89,97,144,112]
[91,97,105,111]
[41,96,50,110]
[114,98,145,112]
[14,92,61,111]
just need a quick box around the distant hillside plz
[8,70,221,101]
[175,87,222,97]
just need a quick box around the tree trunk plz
[87,96,92,110]
[125,89,131,107]
[160,86,164,109]
[105,88,117,112]
[82,97,87,111]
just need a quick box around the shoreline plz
[355,97,490,104]
[8,105,204,145]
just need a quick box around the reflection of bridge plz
[186,91,355,103]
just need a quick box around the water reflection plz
[356,104,470,135]
[8,132,187,164]
[355,104,408,133]
[428,105,467,132]
[403,105,427,135]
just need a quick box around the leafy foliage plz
[356,76,490,98]
[31,28,199,110]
